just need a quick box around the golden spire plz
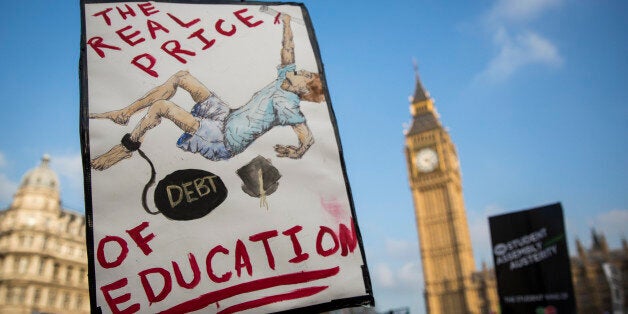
[407,60,440,135]
[412,58,430,103]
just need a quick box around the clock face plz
[416,148,438,173]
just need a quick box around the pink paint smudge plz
[320,196,345,223]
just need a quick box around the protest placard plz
[80,1,374,312]
[489,203,575,314]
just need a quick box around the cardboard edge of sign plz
[79,0,375,312]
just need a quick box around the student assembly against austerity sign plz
[81,1,373,313]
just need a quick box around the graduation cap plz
[237,156,282,208]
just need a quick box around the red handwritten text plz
[96,221,358,313]
[87,2,264,78]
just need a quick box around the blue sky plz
[0,0,626,313]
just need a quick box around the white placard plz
[80,1,373,313]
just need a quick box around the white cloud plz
[0,152,6,168]
[489,0,562,24]
[375,262,422,291]
[51,153,83,188]
[591,209,628,243]
[397,261,422,287]
[0,152,17,207]
[482,204,505,217]
[373,238,423,295]
[50,153,85,211]
[376,264,396,288]
[0,152,85,210]
[372,263,423,314]
[474,0,564,84]
[0,173,18,207]
[476,29,562,83]
[469,204,504,267]
[593,209,628,227]
[385,238,419,259]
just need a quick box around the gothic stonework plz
[0,155,89,314]
[571,230,628,313]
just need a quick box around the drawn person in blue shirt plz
[90,14,324,170]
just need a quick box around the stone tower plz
[404,69,480,314]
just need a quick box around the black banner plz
[489,203,575,313]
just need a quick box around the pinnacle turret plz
[406,61,440,135]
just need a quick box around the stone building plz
[471,263,499,314]
[571,230,628,313]
[0,155,89,314]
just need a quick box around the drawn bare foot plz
[90,109,131,125]
[91,144,133,170]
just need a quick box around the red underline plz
[217,285,329,314]
[159,266,339,313]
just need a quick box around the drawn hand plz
[89,109,131,125]
[274,144,302,159]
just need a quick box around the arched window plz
[66,266,73,282]
[16,287,24,304]
[63,292,71,309]
[33,288,42,306]
[76,294,84,309]
[6,286,14,304]
[48,290,57,307]
[53,263,60,280]
[18,257,29,274]
[38,258,46,275]
[79,268,87,283]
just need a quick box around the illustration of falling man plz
[90,14,325,171]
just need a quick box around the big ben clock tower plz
[404,68,480,314]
